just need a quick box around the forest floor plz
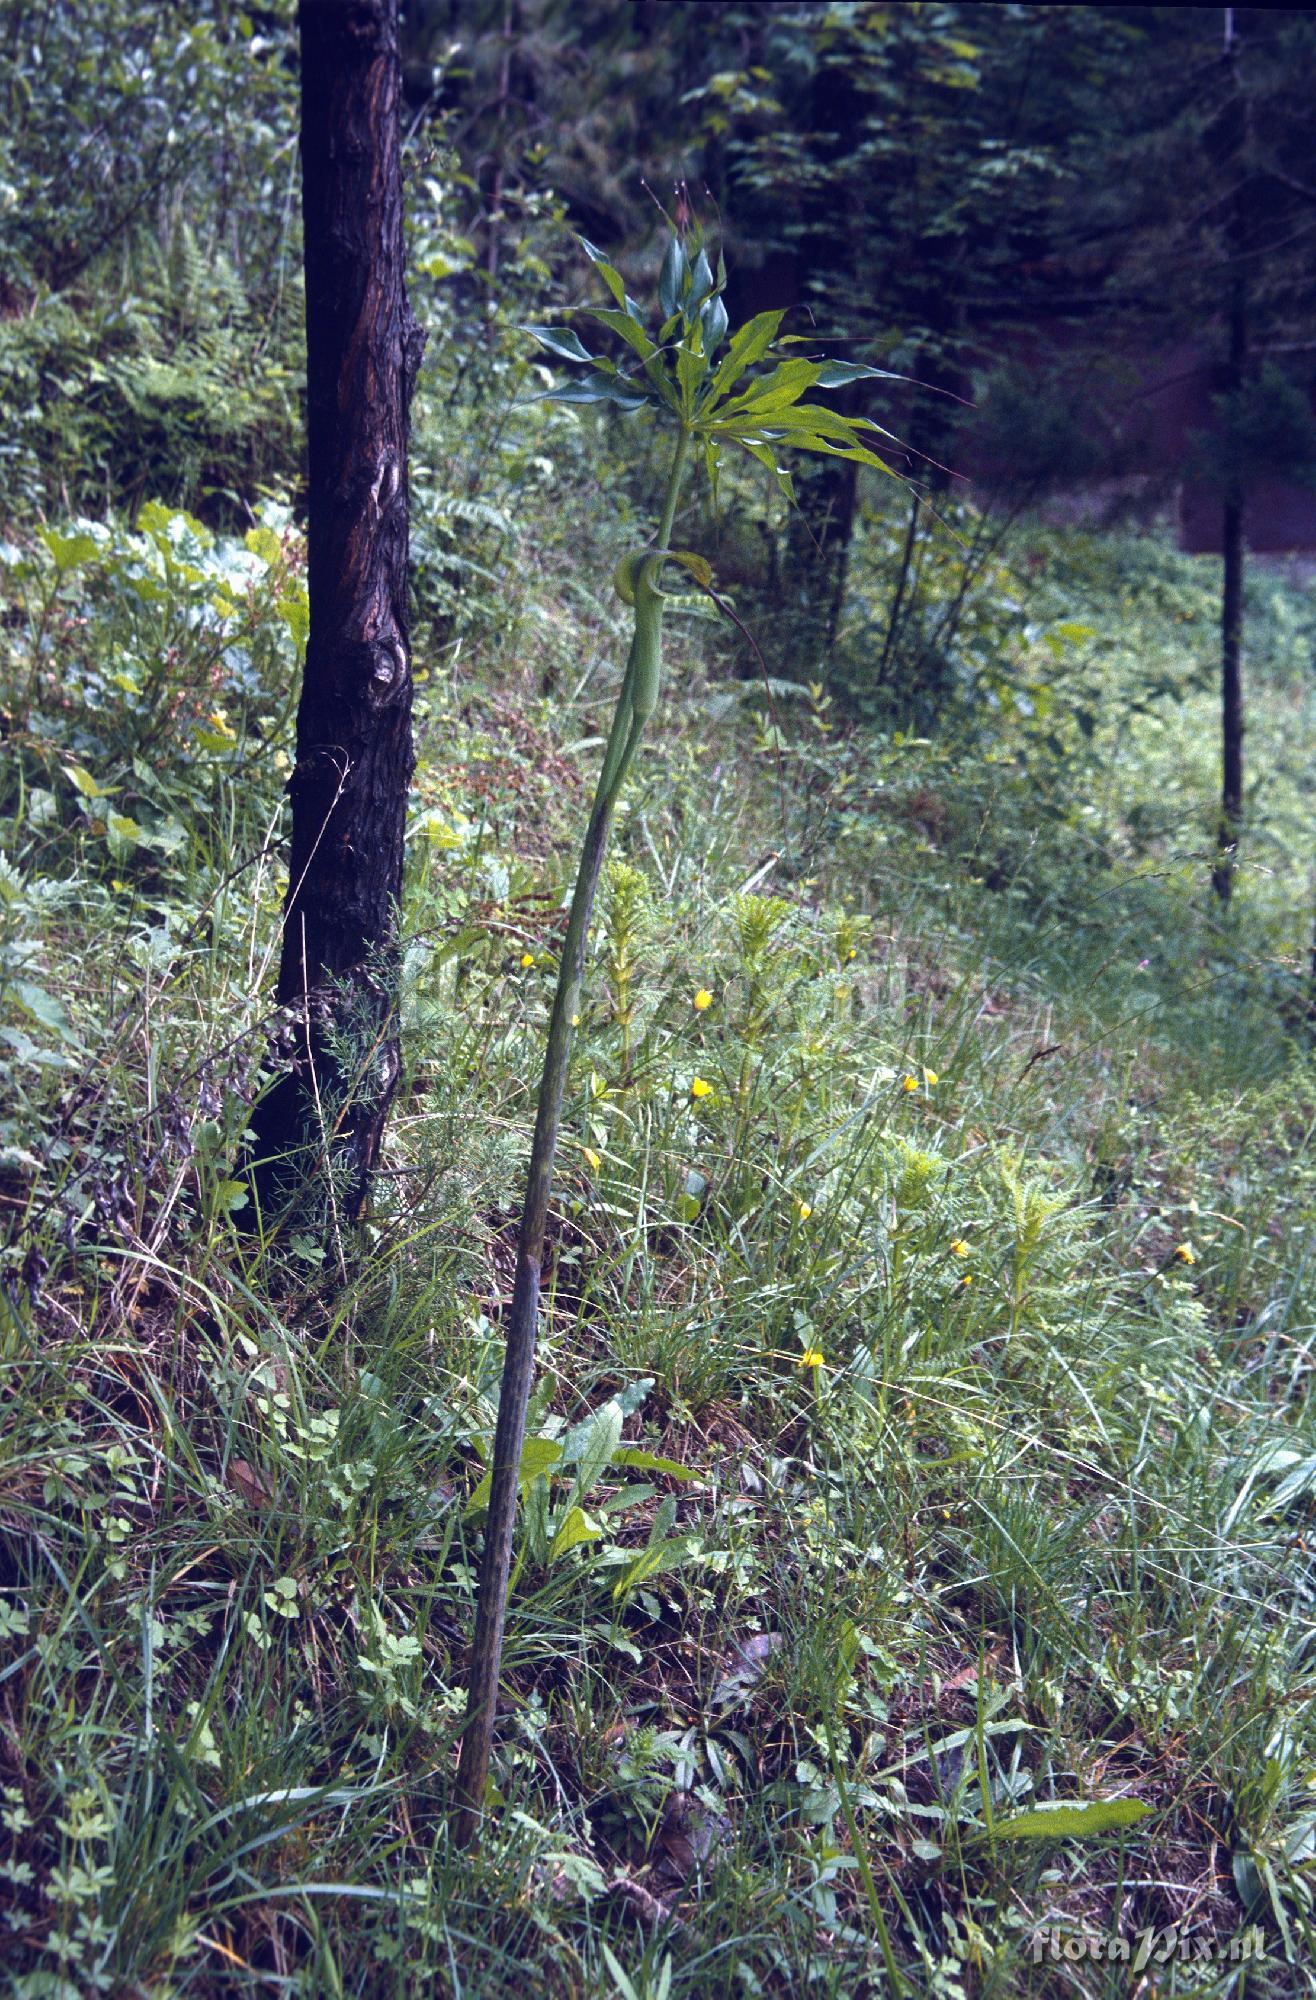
[2,496,1315,1998]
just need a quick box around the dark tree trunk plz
[251,0,425,1221]
[1212,18,1247,906]
[784,446,858,667]
[1213,478,1245,904]
[875,490,920,691]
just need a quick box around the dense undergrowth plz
[3,261,1316,1997]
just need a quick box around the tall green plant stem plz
[454,429,690,1845]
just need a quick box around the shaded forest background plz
[4,6,1316,1996]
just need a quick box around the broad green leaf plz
[13,982,77,1043]
[707,309,785,401]
[600,1484,658,1513]
[523,324,594,365]
[993,1799,1152,1841]
[214,1179,249,1215]
[65,764,117,799]
[688,246,714,310]
[573,1399,624,1505]
[244,524,284,565]
[106,812,142,847]
[138,500,212,550]
[277,588,309,658]
[550,1505,602,1561]
[611,1447,700,1482]
[40,526,100,573]
[465,1436,563,1516]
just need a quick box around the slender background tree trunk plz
[1213,466,1245,904]
[1212,10,1247,906]
[252,0,425,1221]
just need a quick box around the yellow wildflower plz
[571,1013,581,1027]
[520,952,535,969]
[902,1075,920,1093]
[960,1273,973,1286]
[583,1147,601,1172]
[950,1238,970,1258]
[1174,1242,1196,1265]
[693,987,713,1011]
[690,1076,712,1100]
[795,1199,812,1221]
[923,1068,939,1089]
[798,1349,825,1370]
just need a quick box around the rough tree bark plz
[252,0,425,1220]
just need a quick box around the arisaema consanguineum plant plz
[453,228,906,1844]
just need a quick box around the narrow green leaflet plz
[701,294,729,356]
[612,1536,700,1603]
[754,430,895,475]
[577,236,628,308]
[707,310,785,400]
[676,339,708,413]
[738,438,798,504]
[523,325,594,365]
[713,357,824,419]
[770,402,900,442]
[543,374,649,411]
[582,307,656,361]
[658,236,688,320]
[814,360,922,389]
[611,1447,700,1481]
[993,1799,1152,1841]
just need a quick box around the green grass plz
[2,493,1316,1996]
